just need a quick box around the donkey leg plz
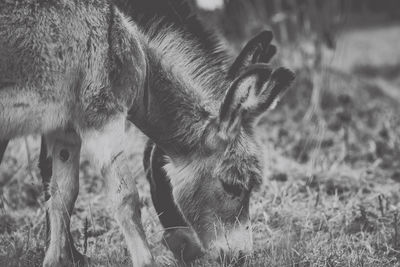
[38,136,52,248]
[0,140,9,163]
[86,118,154,266]
[39,136,52,202]
[143,140,203,262]
[43,129,86,267]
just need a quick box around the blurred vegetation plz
[194,0,400,53]
[194,0,400,126]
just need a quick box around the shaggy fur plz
[0,0,146,138]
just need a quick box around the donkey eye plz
[220,180,244,197]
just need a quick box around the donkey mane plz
[114,0,225,56]
[145,24,229,101]
[114,0,230,100]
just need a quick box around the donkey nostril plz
[245,226,249,230]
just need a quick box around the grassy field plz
[1,23,400,267]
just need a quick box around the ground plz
[1,23,400,267]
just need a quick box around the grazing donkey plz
[0,1,294,266]
[118,0,293,262]
[117,0,294,262]
[142,31,288,262]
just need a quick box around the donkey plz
[115,0,292,261]
[119,0,294,261]
[142,31,288,262]
[0,1,294,266]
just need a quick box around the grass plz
[1,24,400,267]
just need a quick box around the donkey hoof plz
[162,228,204,262]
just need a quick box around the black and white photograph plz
[0,0,400,266]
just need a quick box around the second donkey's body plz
[0,1,152,266]
[0,0,144,138]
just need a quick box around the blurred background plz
[1,1,400,266]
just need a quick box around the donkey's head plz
[168,67,293,259]
[132,31,294,261]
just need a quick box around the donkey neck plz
[129,27,229,157]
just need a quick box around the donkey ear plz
[227,31,277,79]
[219,64,273,139]
[246,67,295,120]
[219,65,295,139]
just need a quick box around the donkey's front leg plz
[43,129,85,267]
[85,118,154,267]
[38,136,52,248]
[0,140,9,163]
